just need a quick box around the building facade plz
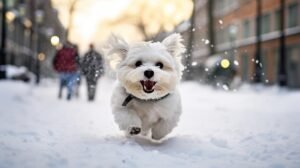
[0,0,65,79]
[178,0,300,88]
[214,0,300,88]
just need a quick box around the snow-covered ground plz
[0,77,300,168]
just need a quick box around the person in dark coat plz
[81,44,104,101]
[53,42,80,100]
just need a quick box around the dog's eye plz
[135,60,142,67]
[155,62,164,69]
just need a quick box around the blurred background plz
[0,0,299,89]
[0,1,300,167]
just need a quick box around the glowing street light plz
[50,36,60,46]
[221,59,230,69]
[23,19,32,29]
[38,53,46,61]
[6,10,17,23]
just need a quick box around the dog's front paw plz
[129,127,141,135]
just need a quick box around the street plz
[0,77,300,168]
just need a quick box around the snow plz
[222,84,229,91]
[0,77,300,168]
[3,65,28,78]
[234,60,239,66]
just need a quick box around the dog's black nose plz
[144,70,154,79]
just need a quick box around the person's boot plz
[88,94,95,101]
[58,92,62,99]
[67,93,71,101]
[58,88,63,99]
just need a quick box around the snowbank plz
[0,78,299,168]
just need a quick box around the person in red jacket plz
[53,42,80,100]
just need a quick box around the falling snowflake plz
[234,60,239,66]
[192,28,196,32]
[191,62,198,66]
[222,84,229,91]
[205,68,209,72]
[219,20,223,24]
[205,39,210,45]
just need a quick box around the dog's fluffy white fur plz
[107,33,185,140]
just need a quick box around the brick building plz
[214,0,300,87]
[178,0,300,88]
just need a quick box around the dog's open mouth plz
[140,80,156,93]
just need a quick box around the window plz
[221,28,226,43]
[288,3,299,28]
[7,0,16,8]
[273,48,279,82]
[287,45,300,87]
[241,53,249,81]
[228,25,237,41]
[274,9,280,31]
[226,26,231,41]
[243,19,251,38]
[261,13,271,34]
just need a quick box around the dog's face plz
[107,34,185,100]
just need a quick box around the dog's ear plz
[106,34,129,60]
[162,33,185,57]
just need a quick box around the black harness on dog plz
[122,93,170,106]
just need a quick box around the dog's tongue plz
[144,80,155,90]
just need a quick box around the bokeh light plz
[221,59,230,69]
[50,36,60,46]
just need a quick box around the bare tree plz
[65,0,80,40]
[99,0,193,41]
[52,0,82,40]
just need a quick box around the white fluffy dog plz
[107,33,185,140]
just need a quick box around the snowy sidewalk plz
[0,77,300,168]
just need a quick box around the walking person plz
[53,41,80,100]
[80,44,104,101]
